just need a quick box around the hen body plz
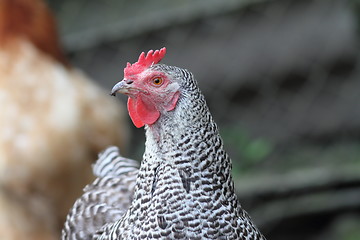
[63,49,265,239]
[0,0,128,239]
[63,147,138,240]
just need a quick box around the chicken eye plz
[151,77,163,86]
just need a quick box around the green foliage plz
[332,216,360,240]
[350,0,360,33]
[220,125,273,176]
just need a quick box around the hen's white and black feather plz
[62,147,138,240]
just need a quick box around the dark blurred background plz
[47,0,360,239]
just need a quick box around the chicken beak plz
[110,79,133,96]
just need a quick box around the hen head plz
[0,0,67,64]
[111,48,181,128]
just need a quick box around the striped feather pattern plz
[62,147,138,240]
[93,146,139,178]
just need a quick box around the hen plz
[63,48,266,239]
[0,0,128,239]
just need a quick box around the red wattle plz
[127,98,144,128]
[127,97,160,128]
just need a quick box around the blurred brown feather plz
[0,0,129,239]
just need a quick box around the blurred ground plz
[48,0,360,239]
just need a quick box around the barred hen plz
[63,48,265,239]
[0,0,128,239]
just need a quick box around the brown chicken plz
[0,0,129,239]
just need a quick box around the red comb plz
[124,47,167,77]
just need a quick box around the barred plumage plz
[62,147,138,240]
[93,146,139,178]
[63,49,266,240]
